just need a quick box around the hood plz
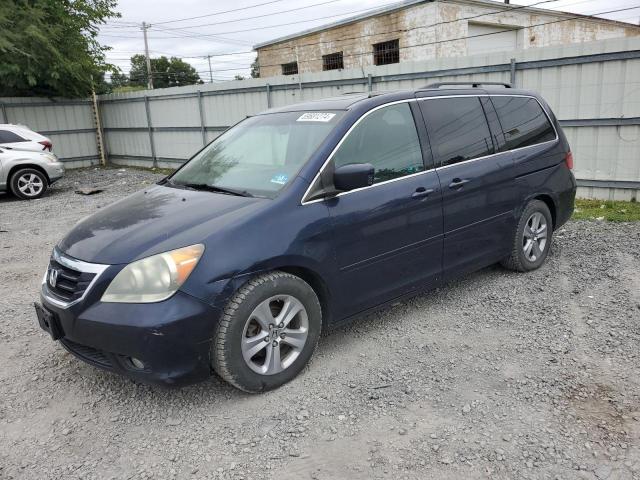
[58,185,266,264]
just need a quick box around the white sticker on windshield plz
[297,112,336,122]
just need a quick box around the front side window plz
[332,103,424,184]
[170,111,344,198]
[491,96,556,150]
[420,97,494,167]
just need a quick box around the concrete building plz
[254,0,640,78]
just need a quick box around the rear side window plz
[420,97,494,167]
[0,130,27,143]
[491,96,556,150]
[332,103,424,184]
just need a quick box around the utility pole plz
[142,21,153,90]
[207,55,213,83]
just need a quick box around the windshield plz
[169,110,345,198]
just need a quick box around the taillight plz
[39,140,52,151]
[565,151,573,170]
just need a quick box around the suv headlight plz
[101,244,204,303]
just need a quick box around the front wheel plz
[501,199,553,272]
[212,271,322,393]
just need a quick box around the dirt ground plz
[1,168,639,480]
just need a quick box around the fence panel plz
[2,36,639,199]
[0,97,99,168]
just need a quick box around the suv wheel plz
[501,199,553,272]
[212,271,322,393]
[10,168,48,200]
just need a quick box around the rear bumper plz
[38,290,220,387]
[45,162,65,183]
[555,172,577,229]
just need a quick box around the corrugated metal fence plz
[2,36,639,200]
[0,97,99,167]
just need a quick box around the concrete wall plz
[256,0,640,78]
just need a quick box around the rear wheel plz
[501,200,553,272]
[10,168,48,200]
[212,271,322,393]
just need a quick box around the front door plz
[419,95,516,279]
[326,102,443,317]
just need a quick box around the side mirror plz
[333,163,375,192]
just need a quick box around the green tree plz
[250,56,260,78]
[109,70,129,89]
[128,54,201,89]
[0,0,119,97]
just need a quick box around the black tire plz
[501,199,553,272]
[212,271,322,393]
[10,168,48,200]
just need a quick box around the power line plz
[248,0,566,54]
[151,24,252,47]
[157,0,345,31]
[96,2,401,39]
[153,0,288,25]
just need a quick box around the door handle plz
[412,187,434,199]
[448,178,470,189]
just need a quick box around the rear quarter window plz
[490,96,556,151]
[0,130,28,143]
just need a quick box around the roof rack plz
[421,82,512,89]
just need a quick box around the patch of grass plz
[573,199,640,222]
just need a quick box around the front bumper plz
[38,289,220,387]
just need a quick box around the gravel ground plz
[1,167,639,480]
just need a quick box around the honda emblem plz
[49,268,59,288]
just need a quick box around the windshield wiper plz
[180,183,254,197]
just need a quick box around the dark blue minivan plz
[36,84,576,392]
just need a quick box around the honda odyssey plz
[36,84,576,392]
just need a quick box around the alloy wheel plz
[17,173,44,197]
[241,295,309,375]
[522,212,548,262]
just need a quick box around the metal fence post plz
[510,58,517,86]
[144,95,156,168]
[367,73,373,92]
[266,83,272,109]
[197,90,206,146]
[1,103,7,123]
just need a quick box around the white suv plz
[0,147,64,200]
[0,124,53,152]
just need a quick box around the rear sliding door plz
[419,95,516,279]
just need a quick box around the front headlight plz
[101,244,204,303]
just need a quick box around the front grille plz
[46,259,96,303]
[61,338,113,368]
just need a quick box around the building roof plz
[253,0,640,49]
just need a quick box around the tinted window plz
[0,130,27,143]
[333,103,424,184]
[491,96,556,150]
[420,97,494,167]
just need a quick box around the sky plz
[98,0,640,83]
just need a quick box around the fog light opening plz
[129,357,145,370]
